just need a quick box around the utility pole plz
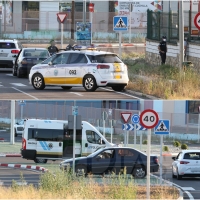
[71,1,75,39]
[83,0,86,24]
[179,0,184,72]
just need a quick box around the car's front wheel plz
[176,168,182,180]
[32,74,45,90]
[34,158,47,164]
[75,165,87,177]
[172,167,176,178]
[17,68,22,78]
[112,85,125,91]
[61,86,72,90]
[133,166,146,179]
[83,75,97,92]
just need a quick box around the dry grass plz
[0,171,179,199]
[126,57,200,99]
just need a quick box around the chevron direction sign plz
[122,124,147,131]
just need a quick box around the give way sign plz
[140,109,159,129]
[194,12,200,30]
[57,13,67,23]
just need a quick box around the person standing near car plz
[158,36,167,65]
[48,39,59,56]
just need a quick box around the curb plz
[0,154,21,157]
[0,163,48,172]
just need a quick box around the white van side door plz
[82,129,106,156]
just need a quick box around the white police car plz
[29,48,129,92]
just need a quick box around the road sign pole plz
[61,22,63,49]
[129,3,131,43]
[134,123,136,146]
[140,131,142,151]
[103,119,105,137]
[160,135,163,184]
[198,114,200,143]
[127,130,129,146]
[10,100,15,145]
[147,128,151,199]
[110,119,113,143]
[119,32,122,58]
[72,103,77,175]
[21,105,23,120]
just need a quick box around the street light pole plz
[179,0,184,72]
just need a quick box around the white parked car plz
[14,119,25,137]
[172,150,200,180]
[29,48,129,92]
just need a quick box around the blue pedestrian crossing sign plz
[113,16,128,31]
[154,120,170,135]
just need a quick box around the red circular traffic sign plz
[194,12,200,30]
[140,109,159,129]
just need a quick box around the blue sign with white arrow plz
[154,120,170,135]
[113,16,128,31]
[131,114,140,124]
[122,124,147,131]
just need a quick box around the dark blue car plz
[60,147,159,178]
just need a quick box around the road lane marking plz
[69,92,83,96]
[10,83,27,87]
[185,191,195,200]
[100,88,141,99]
[181,187,195,191]
[6,74,13,76]
[12,87,38,99]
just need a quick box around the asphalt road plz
[0,72,142,100]
[0,156,199,199]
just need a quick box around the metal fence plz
[147,10,200,43]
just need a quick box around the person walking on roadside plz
[48,39,59,56]
[158,36,167,65]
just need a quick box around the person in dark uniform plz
[48,39,59,56]
[158,36,167,65]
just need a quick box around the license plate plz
[113,63,121,72]
[191,168,200,172]
[0,53,7,57]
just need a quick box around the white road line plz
[181,187,195,191]
[6,74,13,76]
[100,88,141,99]
[12,87,38,99]
[185,191,195,200]
[69,92,83,96]
[10,83,27,87]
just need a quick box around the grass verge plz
[0,170,179,199]
[124,54,200,99]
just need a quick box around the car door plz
[14,49,22,71]
[66,53,87,85]
[115,149,138,174]
[91,149,116,174]
[44,53,70,85]
[172,152,182,174]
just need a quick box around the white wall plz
[39,2,59,30]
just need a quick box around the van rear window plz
[87,54,122,63]
[0,42,16,49]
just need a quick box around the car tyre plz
[61,86,72,90]
[13,67,17,76]
[176,169,182,180]
[75,165,87,177]
[32,74,45,90]
[17,68,22,78]
[83,75,97,92]
[133,166,146,179]
[112,85,125,91]
[172,168,176,178]
[34,158,47,164]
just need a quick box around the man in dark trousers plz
[158,36,167,65]
[48,39,59,56]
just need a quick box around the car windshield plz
[87,148,105,158]
[17,120,24,125]
[87,54,122,63]
[23,49,49,58]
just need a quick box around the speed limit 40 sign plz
[140,109,159,129]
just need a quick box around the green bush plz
[143,140,147,145]
[173,141,181,147]
[163,146,169,152]
[181,144,188,150]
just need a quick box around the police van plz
[21,119,115,163]
[29,47,129,92]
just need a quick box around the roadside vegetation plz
[123,53,200,99]
[0,170,179,199]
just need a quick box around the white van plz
[21,119,115,163]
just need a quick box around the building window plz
[75,2,89,12]
[59,2,72,12]
[187,101,200,124]
[22,1,39,11]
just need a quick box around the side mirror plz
[48,62,52,66]
[172,157,176,160]
[12,55,17,58]
[85,143,88,147]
